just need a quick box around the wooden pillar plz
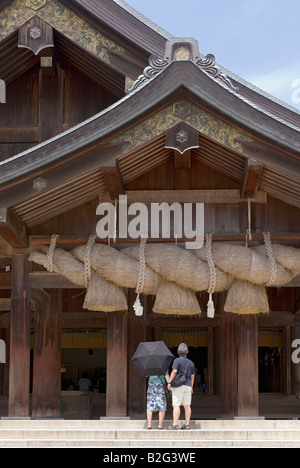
[9,254,31,417]
[207,326,214,395]
[128,289,147,418]
[106,309,128,417]
[32,289,62,418]
[237,315,258,416]
[220,308,238,417]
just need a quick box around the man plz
[167,342,195,430]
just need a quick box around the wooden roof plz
[1,56,299,206]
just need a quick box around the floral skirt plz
[147,380,167,412]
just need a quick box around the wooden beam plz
[29,232,300,247]
[125,189,267,204]
[0,126,38,143]
[0,207,29,248]
[241,158,263,198]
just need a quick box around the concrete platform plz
[0,419,300,448]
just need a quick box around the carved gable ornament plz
[25,0,47,11]
[18,15,54,55]
[165,121,199,154]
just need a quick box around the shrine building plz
[0,0,300,420]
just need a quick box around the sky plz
[126,0,300,110]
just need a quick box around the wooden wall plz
[31,158,300,242]
[0,64,118,161]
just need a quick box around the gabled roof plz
[1,0,299,123]
[0,47,299,212]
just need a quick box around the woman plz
[146,374,168,429]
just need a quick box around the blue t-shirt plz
[172,357,195,387]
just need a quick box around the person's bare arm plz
[167,369,178,388]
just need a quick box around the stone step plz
[1,428,300,440]
[1,438,300,448]
[0,420,300,448]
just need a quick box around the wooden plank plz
[106,310,128,417]
[0,126,38,143]
[126,189,267,204]
[8,254,31,417]
[0,207,29,248]
[29,272,77,289]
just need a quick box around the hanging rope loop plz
[43,234,59,272]
[263,231,278,286]
[205,232,216,318]
[84,234,97,289]
[133,236,147,316]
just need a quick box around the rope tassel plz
[205,233,216,318]
[133,293,143,316]
[134,236,147,316]
[207,293,215,318]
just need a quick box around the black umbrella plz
[131,341,174,377]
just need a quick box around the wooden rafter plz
[101,161,124,200]
[241,158,264,198]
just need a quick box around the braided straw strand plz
[133,236,147,316]
[84,234,97,289]
[263,232,278,286]
[205,233,216,318]
[43,234,59,272]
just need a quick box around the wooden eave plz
[0,60,300,220]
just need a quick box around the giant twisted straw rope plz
[29,233,300,315]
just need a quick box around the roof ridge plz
[112,0,173,40]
